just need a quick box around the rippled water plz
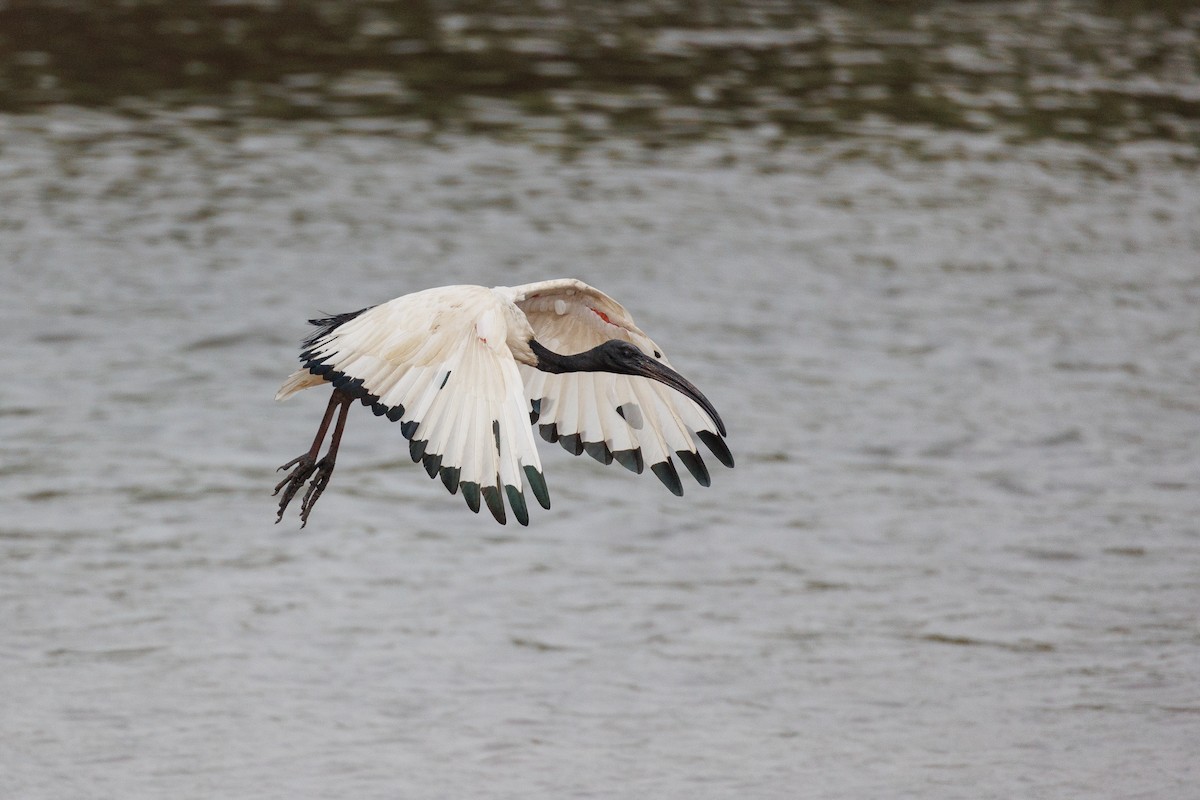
[4,0,1200,148]
[3,3,1200,798]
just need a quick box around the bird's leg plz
[295,394,352,527]
[275,390,351,525]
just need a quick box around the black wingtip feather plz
[697,430,734,468]
[481,485,506,524]
[559,433,584,456]
[303,306,374,348]
[613,448,644,474]
[422,452,442,479]
[583,441,613,465]
[505,485,529,526]
[440,466,461,495]
[651,459,684,497]
[331,374,362,395]
[675,450,711,487]
[461,481,481,513]
[523,465,550,510]
[539,423,559,443]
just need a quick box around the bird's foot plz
[297,456,336,527]
[274,453,319,525]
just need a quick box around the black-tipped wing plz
[510,279,732,494]
[279,286,548,524]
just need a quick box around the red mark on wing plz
[592,309,612,324]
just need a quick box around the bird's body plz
[274,279,732,526]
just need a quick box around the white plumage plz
[274,279,732,526]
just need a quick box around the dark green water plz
[2,0,1198,148]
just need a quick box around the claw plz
[274,453,318,523]
[276,454,309,474]
[297,456,336,528]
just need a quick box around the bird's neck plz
[530,339,605,375]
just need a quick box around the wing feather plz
[279,285,547,524]
[508,279,732,491]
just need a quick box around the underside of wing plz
[511,279,733,495]
[286,286,549,524]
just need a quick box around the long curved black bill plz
[627,353,727,437]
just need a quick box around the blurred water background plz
[2,1,1199,797]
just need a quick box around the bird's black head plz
[530,337,726,436]
[593,339,652,372]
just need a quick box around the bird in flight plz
[274,279,732,526]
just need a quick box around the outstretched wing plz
[509,279,733,495]
[277,285,549,525]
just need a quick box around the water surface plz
[2,3,1199,798]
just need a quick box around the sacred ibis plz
[274,279,732,526]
